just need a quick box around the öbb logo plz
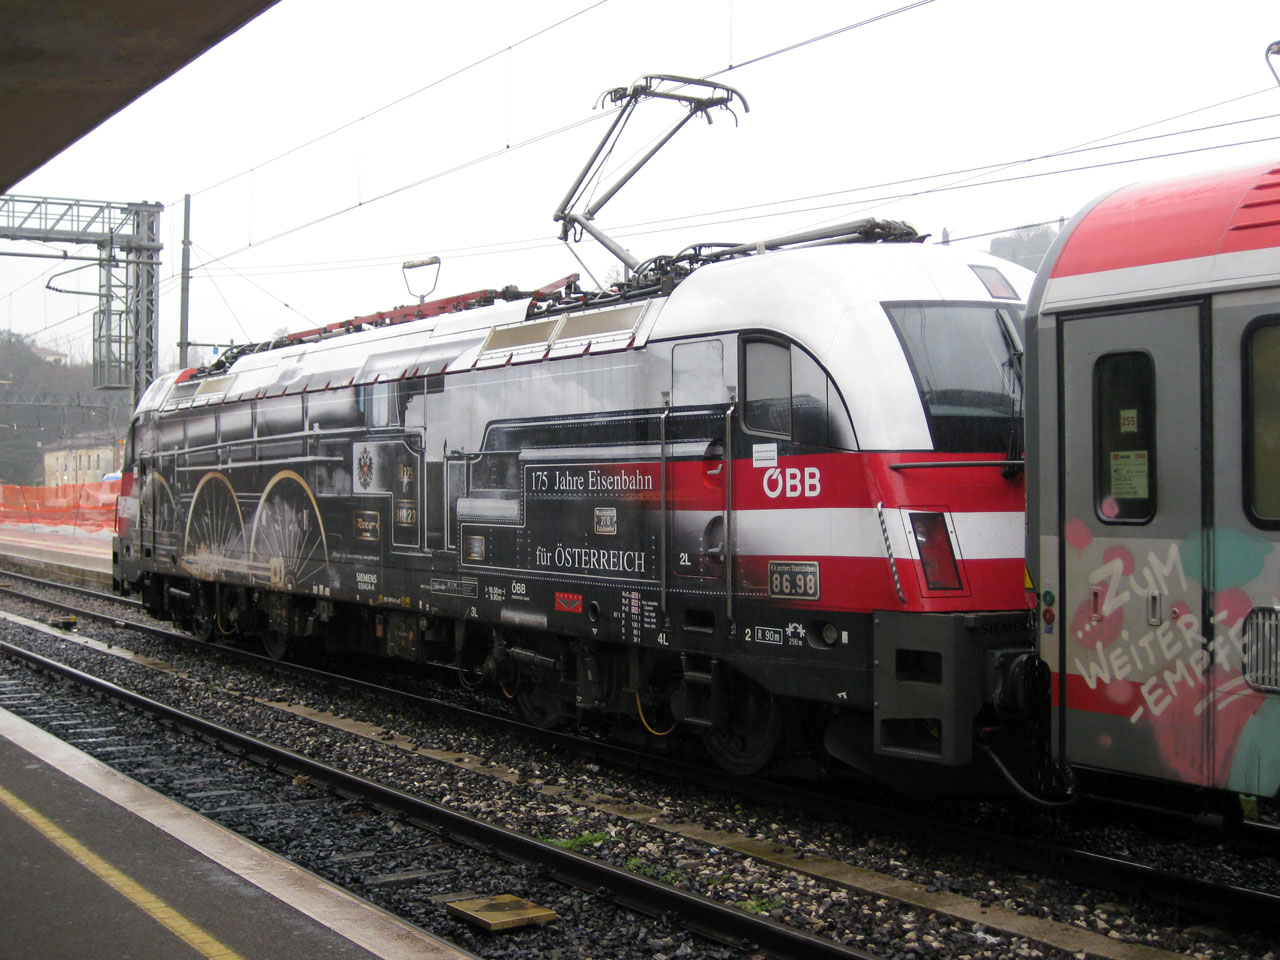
[763,466,821,499]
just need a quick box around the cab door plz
[669,339,731,630]
[1059,302,1211,786]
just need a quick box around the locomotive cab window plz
[1094,351,1155,523]
[1245,318,1280,524]
[740,338,854,447]
[742,339,791,436]
[883,301,1024,453]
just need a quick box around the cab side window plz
[742,339,791,437]
[741,337,855,448]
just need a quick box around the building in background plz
[42,436,123,486]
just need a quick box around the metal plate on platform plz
[445,894,558,931]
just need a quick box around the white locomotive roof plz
[652,243,1034,449]
[154,242,1031,453]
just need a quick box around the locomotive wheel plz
[183,473,245,577]
[189,582,217,642]
[250,472,329,593]
[703,675,782,776]
[516,680,562,729]
[262,628,291,660]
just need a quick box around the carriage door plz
[1060,302,1210,786]
[670,340,730,631]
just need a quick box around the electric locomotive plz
[114,75,1044,794]
[113,226,1039,790]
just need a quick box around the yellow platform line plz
[0,782,247,960]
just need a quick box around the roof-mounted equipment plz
[554,75,748,274]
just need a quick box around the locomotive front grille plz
[1244,608,1280,693]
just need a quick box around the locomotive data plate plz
[768,561,820,600]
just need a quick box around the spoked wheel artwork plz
[182,473,246,580]
[249,471,330,595]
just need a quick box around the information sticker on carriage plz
[753,443,778,468]
[768,561,820,600]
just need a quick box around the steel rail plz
[8,579,1280,932]
[0,569,142,609]
[0,638,874,960]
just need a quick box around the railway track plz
[0,634,868,960]
[1,575,1277,959]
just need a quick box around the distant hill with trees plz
[0,332,133,484]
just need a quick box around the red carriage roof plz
[1050,159,1280,278]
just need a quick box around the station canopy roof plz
[0,1,280,193]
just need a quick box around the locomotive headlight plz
[821,623,839,646]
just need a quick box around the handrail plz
[890,459,1024,471]
[659,404,670,622]
[723,404,736,630]
[876,501,907,604]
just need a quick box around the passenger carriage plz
[1025,159,1280,805]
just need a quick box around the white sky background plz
[3,0,1280,369]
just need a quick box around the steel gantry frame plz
[0,195,163,401]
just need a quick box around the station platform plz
[0,706,471,960]
[0,523,111,588]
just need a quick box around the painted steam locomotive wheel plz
[182,472,246,580]
[249,471,330,593]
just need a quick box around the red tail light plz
[910,512,961,590]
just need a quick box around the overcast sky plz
[3,0,1279,368]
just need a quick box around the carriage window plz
[742,339,791,436]
[1246,320,1280,523]
[1094,352,1155,523]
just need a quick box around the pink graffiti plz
[1102,545,1135,576]
[1144,666,1262,788]
[1104,679,1135,706]
[1064,517,1092,551]
[1215,588,1252,628]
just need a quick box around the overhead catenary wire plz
[175,0,615,205]
[33,120,1280,339]
[21,5,1280,339]
[192,115,1280,281]
[184,2,941,278]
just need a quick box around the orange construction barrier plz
[0,480,122,533]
